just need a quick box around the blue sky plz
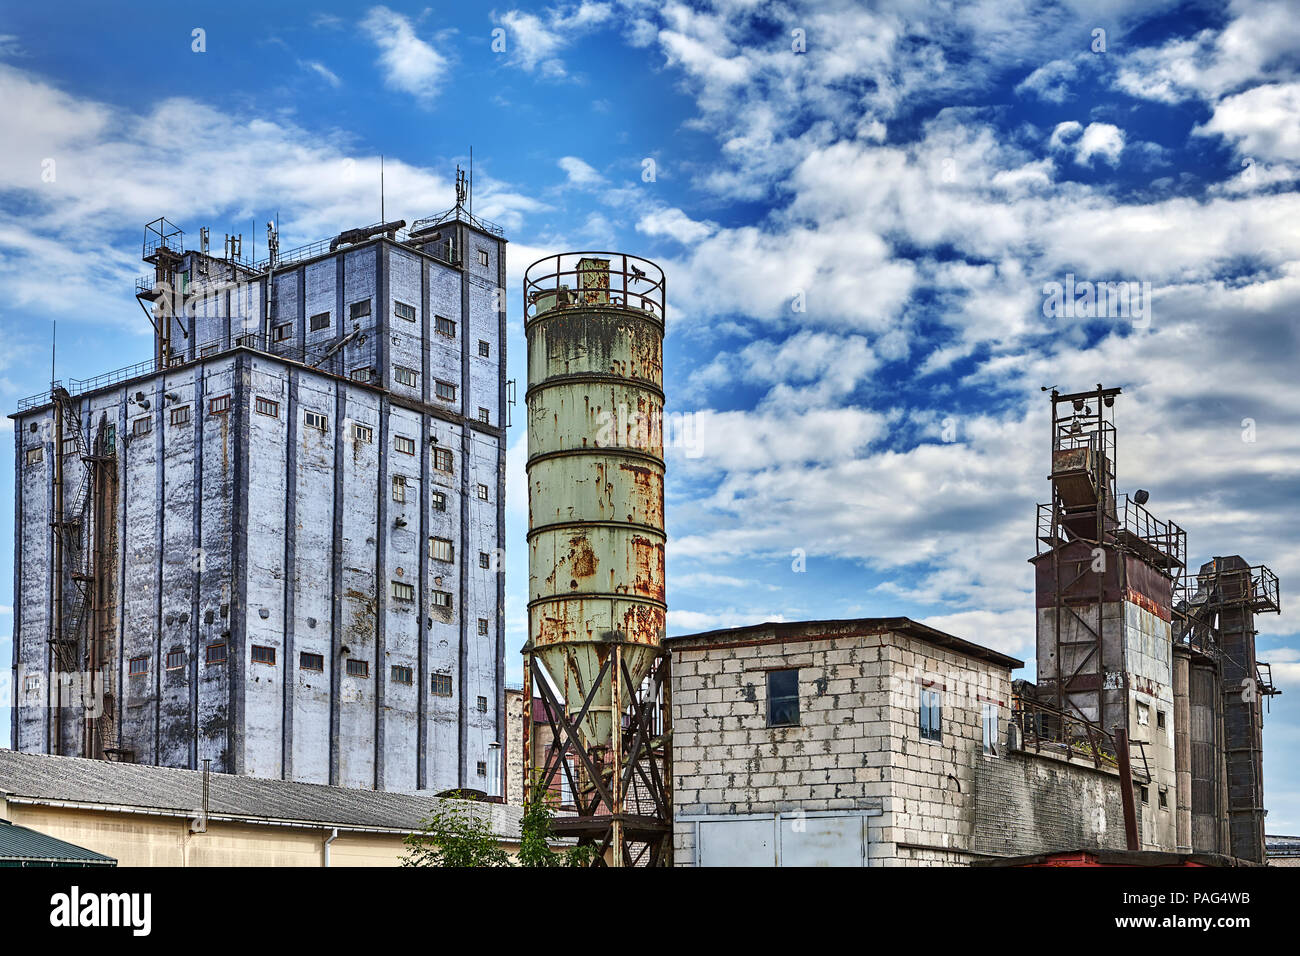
[1,0,1299,829]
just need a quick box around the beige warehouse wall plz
[2,804,456,866]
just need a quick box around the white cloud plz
[301,60,341,88]
[557,155,604,187]
[635,207,716,243]
[360,6,448,105]
[499,3,613,78]
[1049,120,1124,165]
[1197,82,1300,162]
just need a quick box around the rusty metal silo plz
[522,252,671,865]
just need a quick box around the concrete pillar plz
[1173,646,1191,852]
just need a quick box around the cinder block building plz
[667,618,1025,866]
[10,200,508,794]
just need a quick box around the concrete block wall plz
[670,625,1014,866]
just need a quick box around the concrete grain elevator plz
[522,252,671,866]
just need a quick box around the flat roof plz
[0,750,522,840]
[665,616,1024,670]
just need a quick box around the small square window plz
[391,580,415,601]
[251,645,277,665]
[430,537,454,562]
[432,674,453,697]
[304,410,328,431]
[350,299,371,320]
[310,311,331,332]
[1159,787,1169,809]
[477,618,489,636]
[394,366,418,387]
[391,664,414,685]
[478,552,491,569]
[477,249,489,266]
[170,405,191,427]
[274,323,292,342]
[431,490,447,511]
[347,658,370,678]
[476,761,487,776]
[24,674,40,693]
[477,695,488,713]
[477,407,490,424]
[353,423,374,443]
[431,590,453,609]
[1140,785,1150,805]
[435,316,456,338]
[476,483,489,501]
[1137,703,1150,726]
[767,669,800,727]
[394,435,416,455]
[433,448,454,473]
[166,649,186,670]
[300,652,324,672]
[393,301,416,322]
[129,656,149,677]
[25,447,43,465]
[477,340,490,357]
[392,475,407,502]
[206,643,227,664]
[434,380,457,402]
[209,394,231,415]
[132,417,152,438]
[1157,710,1167,730]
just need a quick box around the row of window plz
[393,478,489,503]
[761,669,1001,755]
[128,647,480,697]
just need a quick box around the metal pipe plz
[323,827,339,867]
[1114,727,1140,850]
[1173,646,1192,852]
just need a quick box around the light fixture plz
[1134,489,1150,505]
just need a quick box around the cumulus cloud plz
[360,6,448,105]
[557,155,604,187]
[498,2,613,78]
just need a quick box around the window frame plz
[393,365,418,388]
[391,580,416,602]
[206,643,227,665]
[131,417,152,438]
[430,537,454,563]
[165,649,186,671]
[169,405,191,427]
[251,645,277,665]
[129,656,149,677]
[394,434,416,455]
[391,664,414,685]
[431,589,453,609]
[919,685,943,742]
[309,311,331,332]
[433,448,454,473]
[349,299,371,320]
[346,658,370,678]
[352,422,374,444]
[304,410,328,431]
[393,300,417,323]
[432,673,453,697]
[434,380,457,403]
[254,396,280,418]
[299,651,324,672]
[435,316,456,338]
[766,669,800,728]
[209,394,231,415]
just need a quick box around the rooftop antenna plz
[455,165,467,208]
[50,320,56,386]
[469,145,473,219]
[381,154,385,224]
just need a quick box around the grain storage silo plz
[521,252,671,866]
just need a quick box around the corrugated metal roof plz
[0,750,522,840]
[0,818,116,865]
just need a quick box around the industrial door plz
[692,812,871,866]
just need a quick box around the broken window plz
[767,669,799,727]
[350,367,373,383]
[478,552,491,569]
[274,323,292,342]
[920,686,943,741]
[431,490,447,511]
[477,339,490,357]
[352,423,374,443]
[477,696,488,713]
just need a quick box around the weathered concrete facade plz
[11,218,507,793]
[667,618,1022,867]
